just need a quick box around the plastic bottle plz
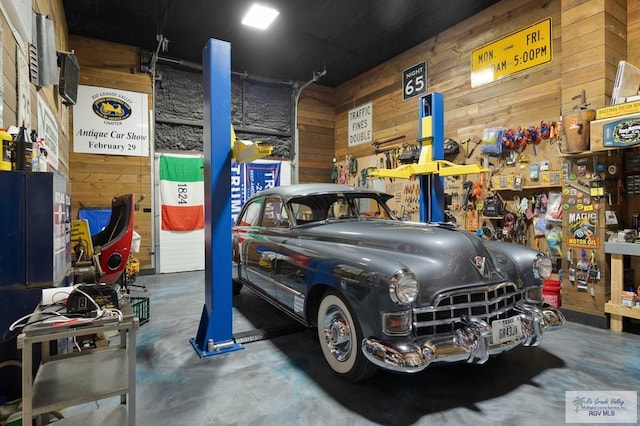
[31,144,39,171]
[0,129,12,171]
[38,148,48,172]
[14,121,32,171]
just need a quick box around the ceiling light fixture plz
[241,3,279,30]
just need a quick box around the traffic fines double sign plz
[471,18,552,88]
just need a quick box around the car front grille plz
[413,282,524,336]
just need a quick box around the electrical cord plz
[71,286,123,322]
[8,285,123,334]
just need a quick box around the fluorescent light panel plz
[242,3,279,30]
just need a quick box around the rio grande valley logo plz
[92,97,132,121]
[566,391,636,423]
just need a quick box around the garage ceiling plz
[62,0,500,87]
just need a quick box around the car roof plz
[253,183,390,200]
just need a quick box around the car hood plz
[296,220,515,304]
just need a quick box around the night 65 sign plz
[403,61,426,101]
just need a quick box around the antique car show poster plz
[73,85,149,156]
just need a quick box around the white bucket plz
[131,231,141,252]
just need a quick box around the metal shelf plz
[52,405,129,426]
[31,347,129,415]
[19,300,137,425]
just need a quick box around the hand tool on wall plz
[461,180,473,210]
[384,151,393,182]
[464,136,481,159]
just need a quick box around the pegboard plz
[439,127,566,254]
[333,153,421,221]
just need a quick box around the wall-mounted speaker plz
[57,51,80,105]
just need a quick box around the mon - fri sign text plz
[471,18,552,87]
[73,85,149,157]
[348,102,372,147]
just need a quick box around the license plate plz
[491,316,523,344]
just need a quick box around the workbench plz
[17,298,137,425]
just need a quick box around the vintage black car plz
[232,183,565,381]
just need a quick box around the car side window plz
[261,197,288,228]
[329,198,356,219]
[237,198,262,226]
[355,197,392,219]
[290,201,314,224]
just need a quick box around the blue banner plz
[229,161,281,224]
[231,162,244,223]
[245,163,281,199]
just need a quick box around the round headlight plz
[533,255,552,279]
[389,271,419,305]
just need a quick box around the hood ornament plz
[471,256,487,277]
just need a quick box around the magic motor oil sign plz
[567,212,598,248]
[603,118,640,147]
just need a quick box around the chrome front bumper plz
[362,302,566,373]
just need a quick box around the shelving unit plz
[17,299,137,425]
[604,242,640,332]
[556,114,634,327]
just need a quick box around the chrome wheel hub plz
[323,306,352,362]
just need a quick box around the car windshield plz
[288,193,395,225]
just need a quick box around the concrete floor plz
[89,271,640,425]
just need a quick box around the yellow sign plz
[70,219,94,260]
[471,18,552,87]
[596,100,640,119]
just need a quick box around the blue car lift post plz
[419,93,445,223]
[370,92,488,220]
[190,38,244,357]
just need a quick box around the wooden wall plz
[329,0,636,323]
[69,36,154,270]
[557,0,626,321]
[333,0,564,238]
[297,84,335,183]
[623,1,640,298]
[2,0,633,321]
[2,0,70,174]
[335,0,562,159]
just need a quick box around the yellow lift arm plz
[231,125,273,163]
[370,116,488,179]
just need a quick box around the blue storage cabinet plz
[0,171,71,287]
[0,171,71,403]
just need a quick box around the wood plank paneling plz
[1,1,70,170]
[69,36,154,271]
[331,0,634,322]
[3,0,635,322]
[297,84,335,183]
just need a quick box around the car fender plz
[301,241,408,337]
[484,240,543,287]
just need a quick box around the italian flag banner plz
[160,154,204,231]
